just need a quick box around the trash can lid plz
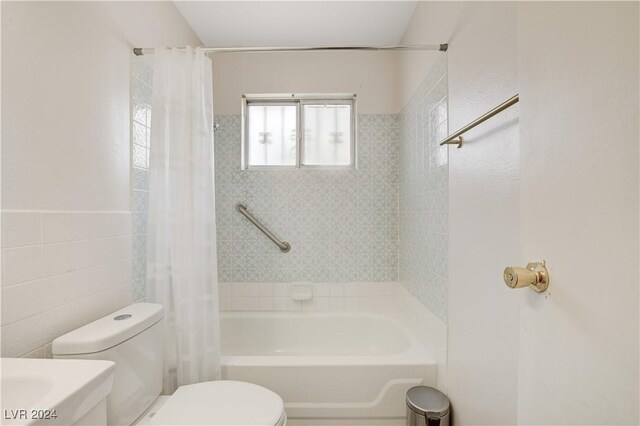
[406,386,451,417]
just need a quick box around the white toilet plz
[52,303,286,426]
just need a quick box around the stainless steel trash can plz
[406,386,451,426]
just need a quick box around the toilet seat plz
[150,380,286,426]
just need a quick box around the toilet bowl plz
[149,381,286,426]
[52,303,286,426]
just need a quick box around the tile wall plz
[131,56,152,301]
[213,114,400,284]
[219,281,399,311]
[0,211,133,357]
[399,55,449,322]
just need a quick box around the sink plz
[1,358,115,425]
[2,376,54,411]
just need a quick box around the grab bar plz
[439,94,519,148]
[236,203,291,253]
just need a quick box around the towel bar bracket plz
[441,136,463,149]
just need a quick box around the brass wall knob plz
[503,261,549,293]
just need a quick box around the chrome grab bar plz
[439,94,519,148]
[236,203,291,253]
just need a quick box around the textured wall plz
[1,1,130,212]
[398,56,448,322]
[211,51,402,115]
[517,2,639,423]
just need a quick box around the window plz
[241,94,356,169]
[246,103,297,167]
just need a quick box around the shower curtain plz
[147,47,221,393]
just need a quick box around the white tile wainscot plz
[219,281,398,312]
[1,211,134,358]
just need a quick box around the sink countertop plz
[1,358,115,425]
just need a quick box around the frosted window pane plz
[302,104,351,166]
[133,122,148,147]
[247,105,297,166]
[133,144,148,168]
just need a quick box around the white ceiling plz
[174,1,417,47]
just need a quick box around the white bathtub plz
[220,311,436,423]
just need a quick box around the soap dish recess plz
[290,283,313,301]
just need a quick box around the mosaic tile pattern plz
[399,56,449,322]
[130,56,153,301]
[214,114,399,283]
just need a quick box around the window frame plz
[241,93,357,170]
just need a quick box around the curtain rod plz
[132,44,448,56]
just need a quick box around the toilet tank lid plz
[52,303,164,356]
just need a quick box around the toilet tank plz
[52,303,164,426]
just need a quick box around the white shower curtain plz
[147,47,221,393]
